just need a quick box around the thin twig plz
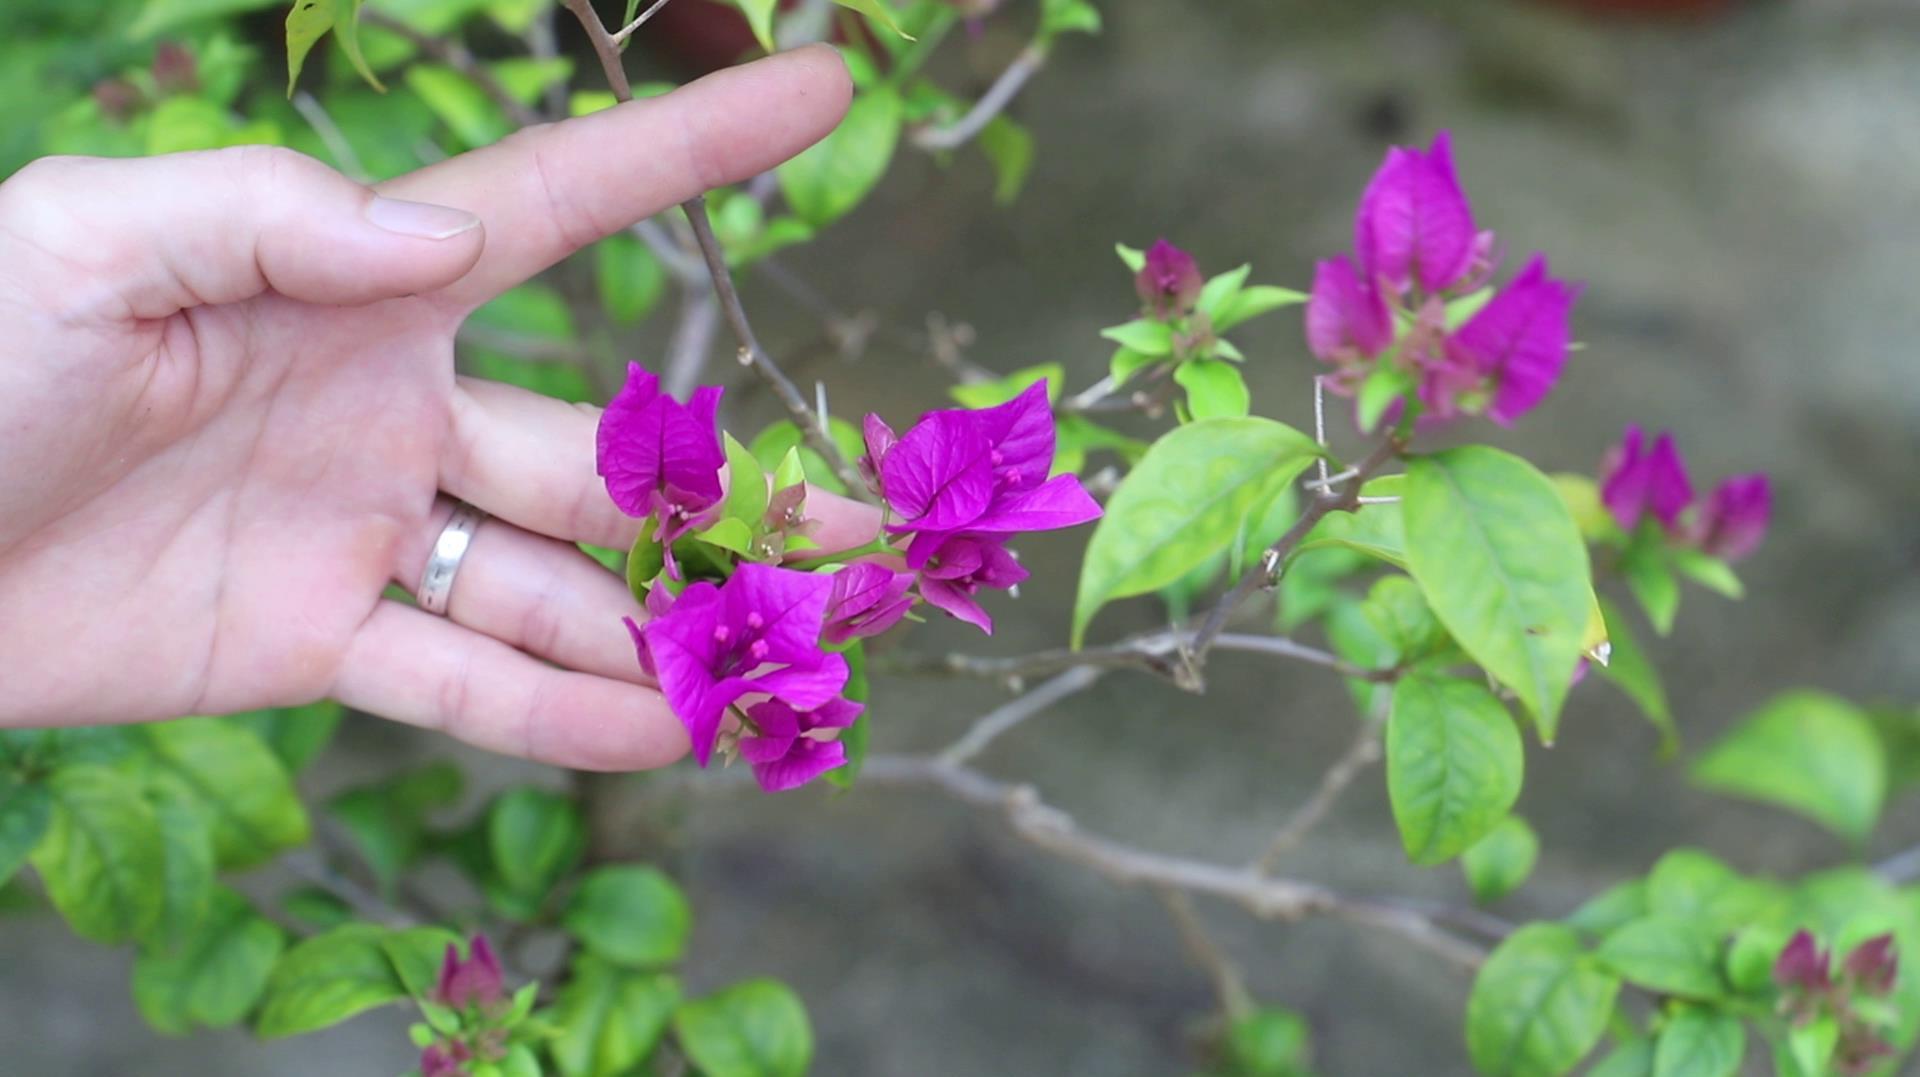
[561,0,872,498]
[881,627,1388,691]
[664,287,722,397]
[860,755,1493,970]
[362,10,542,128]
[913,44,1047,151]
[938,666,1104,765]
[282,851,417,929]
[1159,889,1254,1018]
[292,92,369,181]
[1876,843,1920,885]
[610,0,677,46]
[1186,435,1404,664]
[1252,705,1387,874]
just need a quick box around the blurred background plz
[1,0,1918,1073]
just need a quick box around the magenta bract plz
[1306,254,1394,365]
[596,364,726,551]
[1355,131,1479,295]
[738,696,863,792]
[1135,239,1204,318]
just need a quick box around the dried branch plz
[913,44,1046,152]
[860,754,1494,970]
[664,287,722,397]
[560,0,872,499]
[1187,435,1405,661]
[362,10,542,128]
[1159,888,1254,1018]
[937,666,1104,765]
[881,627,1386,693]
[1252,705,1386,873]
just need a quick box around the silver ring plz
[417,502,486,616]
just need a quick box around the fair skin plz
[0,46,876,771]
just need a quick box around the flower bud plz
[1135,239,1204,319]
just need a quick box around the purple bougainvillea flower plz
[1305,255,1394,365]
[433,935,505,1010]
[913,534,1030,634]
[1355,131,1479,295]
[1599,426,1695,534]
[1691,473,1770,562]
[1775,930,1832,993]
[1427,254,1581,425]
[823,562,916,645]
[1844,933,1899,997]
[421,1043,472,1077]
[596,364,726,551]
[876,381,1099,539]
[633,564,847,767]
[738,696,863,792]
[860,414,899,498]
[1135,239,1205,318]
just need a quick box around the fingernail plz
[366,196,480,240]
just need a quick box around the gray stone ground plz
[4,0,1920,1073]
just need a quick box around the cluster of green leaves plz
[1468,847,1920,1077]
[1105,245,1308,422]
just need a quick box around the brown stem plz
[560,0,872,500]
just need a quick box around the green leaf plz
[747,418,863,498]
[1622,539,1679,636]
[1403,446,1594,742]
[231,701,344,772]
[1039,0,1101,36]
[1461,816,1540,904]
[281,887,354,931]
[1224,1007,1313,1076]
[832,0,915,38]
[381,926,464,998]
[721,433,771,531]
[1195,265,1252,319]
[134,0,286,38]
[948,363,1064,409]
[329,761,462,891]
[825,642,871,789]
[1724,924,1791,995]
[1386,675,1524,865]
[596,233,666,326]
[488,787,586,912]
[144,717,309,868]
[1292,476,1408,568]
[563,866,692,968]
[778,86,902,227]
[31,766,164,944]
[674,978,814,1077]
[405,63,508,147]
[148,785,217,950]
[548,957,680,1077]
[1466,924,1621,1077]
[1651,1008,1743,1077]
[977,116,1035,205]
[1211,284,1307,333]
[728,0,779,52]
[1595,917,1728,1000]
[1174,359,1250,420]
[1566,880,1650,940]
[1073,417,1319,646]
[1361,573,1448,664]
[1644,849,1782,933]
[1590,1039,1656,1077]
[256,924,406,1038]
[1356,364,1415,435]
[1691,691,1886,845]
[1115,243,1146,272]
[1783,1018,1838,1077]
[286,0,382,96]
[1594,598,1677,757]
[1100,318,1175,356]
[0,774,50,887]
[133,888,285,1035]
[1668,548,1743,599]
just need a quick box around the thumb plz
[0,146,486,318]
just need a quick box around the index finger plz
[379,45,852,314]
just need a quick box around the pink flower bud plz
[1774,930,1832,994]
[1843,933,1898,997]
[433,935,505,1010]
[1134,239,1204,318]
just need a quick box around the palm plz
[0,48,860,770]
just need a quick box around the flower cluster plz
[1775,930,1900,1074]
[418,935,520,1077]
[1599,425,1770,561]
[597,365,1099,793]
[1306,131,1582,427]
[863,380,1101,631]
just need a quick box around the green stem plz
[786,535,897,570]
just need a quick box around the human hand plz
[0,45,877,770]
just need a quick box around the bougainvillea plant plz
[0,2,1913,1076]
